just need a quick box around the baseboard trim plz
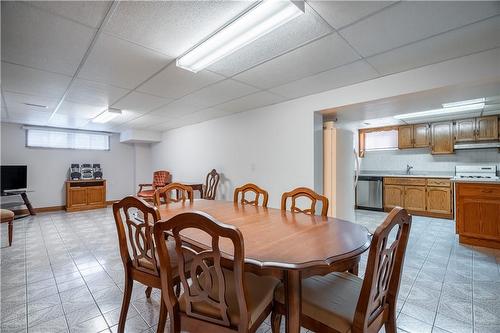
[12,200,120,215]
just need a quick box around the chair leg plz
[348,263,359,276]
[8,220,13,247]
[118,275,133,333]
[271,309,282,333]
[157,292,168,333]
[145,286,153,298]
[384,306,397,333]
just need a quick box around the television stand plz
[1,190,36,216]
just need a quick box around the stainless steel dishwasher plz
[356,176,383,211]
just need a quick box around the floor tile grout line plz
[430,237,454,331]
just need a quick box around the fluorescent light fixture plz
[394,103,485,120]
[442,98,485,108]
[92,108,122,123]
[176,0,305,73]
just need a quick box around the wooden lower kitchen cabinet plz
[66,179,106,212]
[383,177,453,219]
[456,182,500,249]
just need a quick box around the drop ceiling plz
[1,1,500,132]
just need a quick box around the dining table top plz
[157,200,371,270]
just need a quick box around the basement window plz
[364,129,398,151]
[25,127,110,151]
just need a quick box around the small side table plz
[1,190,36,216]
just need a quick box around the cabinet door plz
[413,124,430,147]
[384,185,404,209]
[476,116,498,141]
[398,125,413,149]
[69,188,87,207]
[431,122,454,154]
[87,187,105,205]
[457,197,500,239]
[404,186,426,212]
[455,118,476,142]
[427,187,451,214]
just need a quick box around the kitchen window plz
[25,127,110,150]
[358,127,398,157]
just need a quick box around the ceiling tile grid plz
[137,63,225,100]
[65,78,129,107]
[366,15,500,75]
[112,91,172,114]
[1,1,96,76]
[77,33,172,89]
[56,101,106,119]
[213,91,287,114]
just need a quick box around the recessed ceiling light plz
[442,98,485,108]
[23,103,47,108]
[176,0,305,73]
[92,108,122,123]
[394,103,485,120]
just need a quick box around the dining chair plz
[281,187,329,217]
[137,170,172,202]
[112,196,183,333]
[271,207,412,333]
[233,183,269,207]
[154,182,194,206]
[153,211,280,333]
[1,209,15,246]
[203,169,220,200]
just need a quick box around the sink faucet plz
[406,164,414,175]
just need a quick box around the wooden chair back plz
[154,183,194,206]
[281,187,329,217]
[153,170,172,189]
[204,169,220,200]
[353,207,412,332]
[233,183,269,207]
[153,212,249,331]
[112,196,161,276]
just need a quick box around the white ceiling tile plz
[1,1,95,75]
[208,3,334,77]
[2,109,50,126]
[57,101,106,119]
[367,16,500,75]
[66,79,129,106]
[137,63,225,99]
[270,60,379,99]
[1,62,72,98]
[124,114,171,130]
[26,1,111,28]
[172,79,259,110]
[49,113,89,128]
[3,91,58,114]
[308,1,395,30]
[78,33,171,89]
[112,91,171,113]
[214,91,286,114]
[340,1,500,57]
[105,1,254,57]
[148,99,204,119]
[233,33,359,89]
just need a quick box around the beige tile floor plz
[1,208,499,333]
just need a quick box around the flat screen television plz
[1,165,27,193]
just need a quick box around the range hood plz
[454,142,500,150]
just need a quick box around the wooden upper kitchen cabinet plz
[431,121,454,154]
[455,116,498,142]
[476,116,498,141]
[456,182,500,249]
[398,125,413,149]
[398,124,429,149]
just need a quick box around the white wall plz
[151,104,316,208]
[359,148,500,174]
[151,48,500,209]
[0,122,138,207]
[133,143,153,190]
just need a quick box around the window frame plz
[24,126,111,151]
[358,126,399,158]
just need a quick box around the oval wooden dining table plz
[157,200,371,333]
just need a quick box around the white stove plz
[453,165,499,181]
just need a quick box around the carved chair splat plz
[281,187,329,217]
[233,183,269,208]
[203,169,220,200]
[154,182,194,206]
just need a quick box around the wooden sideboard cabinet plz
[383,177,453,219]
[456,182,500,249]
[66,179,106,212]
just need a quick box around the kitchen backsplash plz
[360,148,500,173]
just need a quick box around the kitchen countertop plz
[359,171,453,179]
[451,178,500,184]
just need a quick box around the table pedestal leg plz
[20,192,36,215]
[284,270,301,333]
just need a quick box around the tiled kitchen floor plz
[1,208,499,333]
